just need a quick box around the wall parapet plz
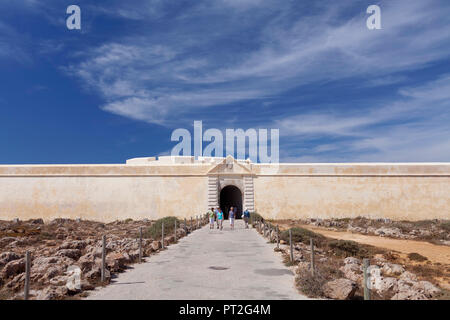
[0,162,449,177]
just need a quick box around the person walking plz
[216,208,224,230]
[208,207,215,229]
[243,208,250,229]
[229,207,235,230]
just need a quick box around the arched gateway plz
[219,185,242,219]
[207,156,255,219]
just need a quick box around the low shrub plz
[295,271,326,297]
[408,252,428,262]
[143,216,180,239]
[327,240,363,257]
[326,239,384,259]
[440,221,450,232]
[295,259,343,298]
[280,227,325,246]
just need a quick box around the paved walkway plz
[87,220,309,300]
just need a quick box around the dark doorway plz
[220,185,242,219]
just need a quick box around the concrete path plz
[87,220,309,300]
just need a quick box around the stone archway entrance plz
[220,185,242,219]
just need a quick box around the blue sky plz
[1,0,449,164]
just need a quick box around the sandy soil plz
[301,224,450,265]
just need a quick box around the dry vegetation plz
[298,217,450,245]
[253,216,449,300]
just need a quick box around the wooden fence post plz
[197,215,199,229]
[184,218,187,234]
[190,217,193,230]
[101,235,106,282]
[174,219,177,242]
[310,238,315,276]
[289,229,294,262]
[139,227,143,263]
[161,222,165,249]
[24,251,31,300]
[276,226,280,249]
[363,258,371,300]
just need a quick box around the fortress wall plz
[253,175,450,221]
[0,175,207,222]
[0,161,449,222]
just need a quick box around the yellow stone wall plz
[253,175,450,221]
[0,175,207,222]
[0,160,448,222]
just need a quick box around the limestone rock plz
[106,252,129,272]
[85,264,110,281]
[399,271,418,283]
[5,273,25,291]
[343,257,360,265]
[30,218,44,224]
[0,237,16,248]
[340,263,362,283]
[347,225,366,233]
[151,241,161,251]
[382,263,405,276]
[36,285,68,300]
[0,252,22,268]
[78,253,95,272]
[375,227,403,238]
[323,278,357,300]
[58,240,87,250]
[49,275,69,286]
[56,248,82,260]
[391,289,427,300]
[412,281,441,298]
[372,277,398,295]
[1,258,26,278]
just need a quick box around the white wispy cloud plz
[276,75,450,162]
[64,0,450,127]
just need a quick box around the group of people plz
[207,207,250,230]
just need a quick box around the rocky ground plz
[0,217,202,300]
[254,219,449,300]
[301,217,450,246]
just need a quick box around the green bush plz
[326,239,384,258]
[440,221,450,232]
[327,240,364,257]
[295,261,343,298]
[408,252,428,262]
[295,271,326,298]
[143,216,180,239]
[280,227,325,246]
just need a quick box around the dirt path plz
[301,225,450,265]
